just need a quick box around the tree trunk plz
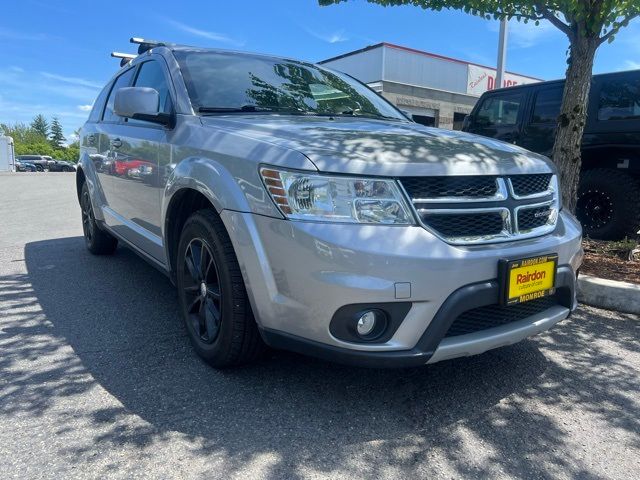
[551,34,599,213]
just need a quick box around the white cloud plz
[77,104,93,112]
[0,27,48,41]
[488,18,561,49]
[624,60,640,70]
[306,28,349,44]
[40,72,103,89]
[163,19,244,46]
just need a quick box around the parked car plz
[15,159,37,172]
[16,155,49,171]
[463,69,640,240]
[48,159,77,172]
[77,38,583,368]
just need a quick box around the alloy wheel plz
[182,238,222,344]
[81,190,94,242]
[577,189,614,230]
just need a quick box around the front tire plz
[577,168,640,240]
[80,182,118,255]
[176,210,264,368]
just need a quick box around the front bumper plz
[222,210,582,367]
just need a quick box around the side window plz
[475,94,523,126]
[133,60,173,114]
[102,68,136,122]
[598,77,640,121]
[88,83,111,123]
[531,87,563,124]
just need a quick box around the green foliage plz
[1,118,79,163]
[30,114,49,139]
[318,1,639,43]
[49,117,66,149]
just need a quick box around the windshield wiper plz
[335,110,405,122]
[198,105,304,114]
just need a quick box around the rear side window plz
[598,77,640,121]
[475,94,523,126]
[88,84,111,123]
[102,68,136,122]
[531,87,563,124]
[133,60,173,114]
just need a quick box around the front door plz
[106,59,175,263]
[469,91,526,145]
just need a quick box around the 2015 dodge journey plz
[77,38,583,368]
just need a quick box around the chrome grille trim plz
[508,174,555,200]
[399,174,560,245]
[408,178,508,203]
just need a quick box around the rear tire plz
[176,209,265,368]
[577,168,640,240]
[80,182,118,255]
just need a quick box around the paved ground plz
[1,173,639,479]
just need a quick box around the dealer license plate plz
[500,254,558,306]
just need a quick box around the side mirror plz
[400,109,414,121]
[114,87,173,126]
[462,114,472,130]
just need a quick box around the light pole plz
[495,18,508,89]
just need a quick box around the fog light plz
[357,310,379,336]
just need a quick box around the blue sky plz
[1,0,639,141]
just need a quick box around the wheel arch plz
[163,187,219,280]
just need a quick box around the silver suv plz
[77,38,583,368]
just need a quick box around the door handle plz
[111,138,122,149]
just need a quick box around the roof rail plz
[130,37,166,54]
[111,52,136,67]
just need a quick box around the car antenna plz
[111,52,137,67]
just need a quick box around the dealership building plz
[319,43,542,129]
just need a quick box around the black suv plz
[463,69,640,240]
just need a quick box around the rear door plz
[518,84,564,156]
[467,90,527,144]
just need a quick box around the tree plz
[49,117,66,148]
[30,114,49,139]
[319,0,640,212]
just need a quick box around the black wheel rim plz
[182,238,222,344]
[81,190,94,242]
[577,189,614,230]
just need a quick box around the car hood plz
[201,115,555,177]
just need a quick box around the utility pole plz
[495,18,508,89]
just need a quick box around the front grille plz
[399,174,557,245]
[401,176,497,199]
[510,174,552,197]
[421,212,504,238]
[444,295,560,338]
[518,205,553,231]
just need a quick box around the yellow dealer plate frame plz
[499,254,558,306]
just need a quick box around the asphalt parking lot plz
[1,172,639,479]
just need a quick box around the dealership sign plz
[467,64,540,96]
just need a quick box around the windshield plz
[174,51,407,121]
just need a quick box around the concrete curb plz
[577,274,640,315]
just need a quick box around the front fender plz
[162,155,284,217]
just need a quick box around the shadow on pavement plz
[1,236,638,478]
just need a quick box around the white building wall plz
[382,45,469,94]
[320,46,384,83]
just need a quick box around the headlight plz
[260,167,414,224]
